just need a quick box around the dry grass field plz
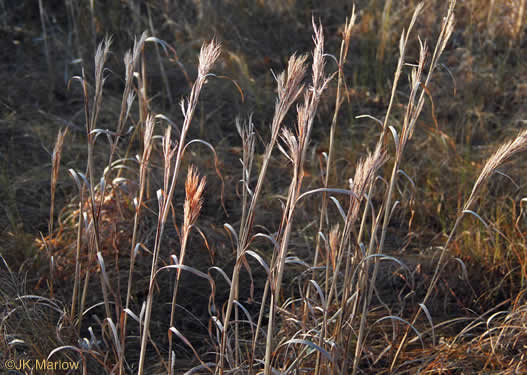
[1,0,526,373]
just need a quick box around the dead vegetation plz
[1,0,526,373]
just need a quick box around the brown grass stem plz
[218,53,307,374]
[137,40,220,375]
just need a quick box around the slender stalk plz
[120,114,154,375]
[349,3,440,371]
[50,128,68,236]
[351,3,456,372]
[392,126,527,369]
[71,185,84,326]
[76,36,112,331]
[308,9,355,330]
[218,54,307,374]
[264,21,329,374]
[309,14,356,375]
[335,3,419,335]
[137,41,220,375]
[168,167,205,373]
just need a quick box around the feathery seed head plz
[466,129,527,209]
[329,224,340,271]
[282,54,308,102]
[349,146,387,221]
[311,18,326,93]
[198,40,221,78]
[184,166,206,229]
[142,115,155,162]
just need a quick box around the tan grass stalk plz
[310,8,355,291]
[263,21,331,375]
[73,37,112,327]
[218,53,307,373]
[236,116,256,242]
[118,33,146,140]
[235,115,260,372]
[50,128,68,236]
[71,34,147,374]
[349,0,424,296]
[140,43,148,127]
[351,3,457,372]
[363,1,463,369]
[308,14,356,334]
[393,127,527,369]
[332,2,422,363]
[335,146,386,321]
[88,37,112,322]
[167,166,206,374]
[465,129,527,211]
[317,223,340,373]
[70,171,85,326]
[120,114,155,374]
[107,36,146,338]
[137,40,220,375]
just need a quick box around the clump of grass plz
[218,51,308,372]
[137,39,221,375]
[3,1,527,374]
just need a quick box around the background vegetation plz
[1,0,526,373]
